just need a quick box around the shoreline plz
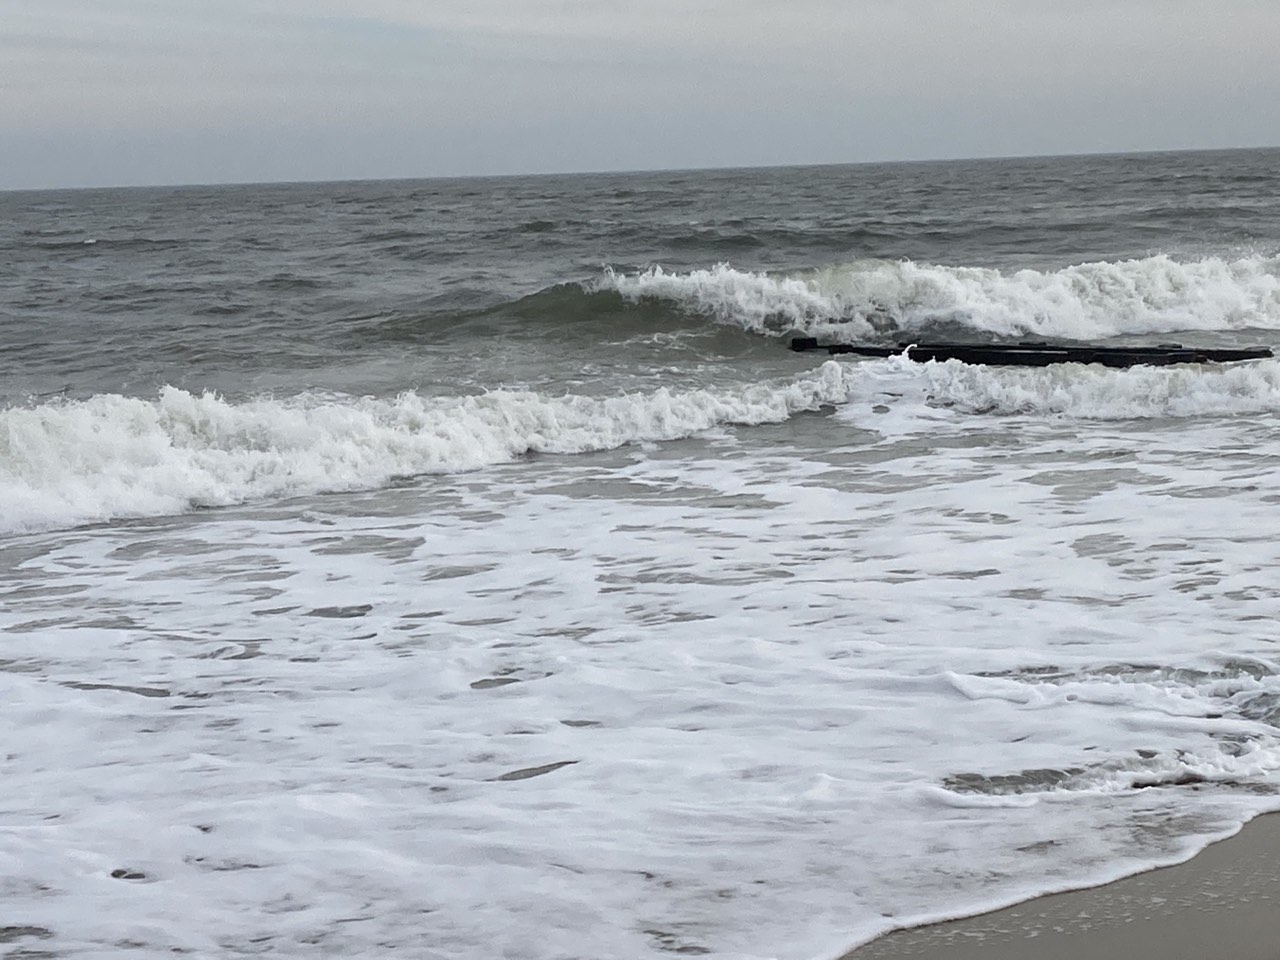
[842,811,1280,960]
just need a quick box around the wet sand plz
[843,812,1280,960]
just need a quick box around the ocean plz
[3,148,1280,959]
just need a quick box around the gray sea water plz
[4,149,1280,959]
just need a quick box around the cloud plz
[2,1,1278,188]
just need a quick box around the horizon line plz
[4,143,1278,195]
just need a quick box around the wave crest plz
[598,254,1280,340]
[0,365,850,535]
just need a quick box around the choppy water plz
[3,149,1280,959]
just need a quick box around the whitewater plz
[3,150,1280,959]
[599,253,1280,340]
[0,365,851,535]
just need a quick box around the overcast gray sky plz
[4,0,1278,189]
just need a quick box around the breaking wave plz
[917,356,1280,419]
[0,364,850,535]
[596,254,1280,341]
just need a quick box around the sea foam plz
[0,364,850,535]
[919,356,1280,418]
[599,254,1280,340]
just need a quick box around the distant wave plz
[595,255,1280,341]
[22,236,194,253]
[0,365,850,536]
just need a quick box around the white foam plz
[0,365,850,535]
[918,356,1280,418]
[599,254,1280,340]
[600,263,848,334]
[5,401,1280,959]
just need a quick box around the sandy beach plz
[843,811,1280,960]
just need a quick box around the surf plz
[0,366,851,535]
[596,254,1280,341]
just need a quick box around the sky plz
[3,0,1279,189]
